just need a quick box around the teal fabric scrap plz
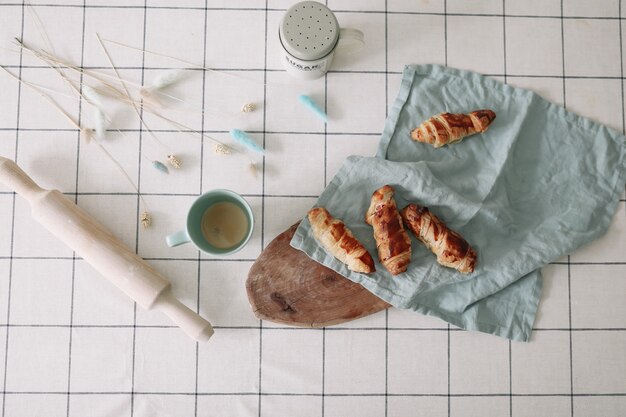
[291,64,626,342]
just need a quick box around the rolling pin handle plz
[0,156,44,201]
[152,289,214,342]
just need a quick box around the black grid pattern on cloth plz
[0,2,625,417]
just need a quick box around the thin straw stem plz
[4,44,237,119]
[14,39,130,100]
[94,33,172,156]
[1,65,79,129]
[0,64,149,210]
[101,37,300,90]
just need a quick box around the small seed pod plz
[214,144,231,155]
[241,102,256,113]
[140,211,152,229]
[167,154,182,169]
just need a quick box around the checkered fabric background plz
[0,1,625,416]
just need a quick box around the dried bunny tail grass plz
[93,108,108,140]
[9,39,177,112]
[152,160,170,174]
[229,129,264,154]
[6,39,154,229]
[13,40,137,137]
[16,38,185,133]
[18,37,181,173]
[94,33,175,159]
[81,84,104,107]
[19,53,108,141]
[13,38,130,102]
[12,39,242,120]
[82,85,108,140]
[100,38,300,90]
[141,70,185,97]
[0,65,149,218]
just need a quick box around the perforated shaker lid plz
[279,1,340,61]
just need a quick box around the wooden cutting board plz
[246,222,390,327]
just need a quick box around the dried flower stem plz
[101,38,299,90]
[7,41,235,120]
[25,2,54,54]
[0,64,150,214]
[17,38,188,106]
[24,2,75,96]
[93,33,176,162]
[14,39,128,99]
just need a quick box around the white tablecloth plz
[0,1,625,416]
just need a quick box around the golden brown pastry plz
[400,203,477,274]
[410,110,496,148]
[308,207,375,274]
[365,185,412,275]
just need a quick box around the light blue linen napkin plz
[291,64,626,341]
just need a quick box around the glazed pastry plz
[400,203,477,274]
[410,110,496,148]
[365,185,412,275]
[308,207,375,274]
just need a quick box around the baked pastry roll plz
[365,185,412,275]
[308,207,375,274]
[410,110,496,148]
[400,203,477,274]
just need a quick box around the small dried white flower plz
[214,143,231,155]
[241,102,256,113]
[167,154,181,169]
[140,211,152,229]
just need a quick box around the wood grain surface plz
[246,223,390,327]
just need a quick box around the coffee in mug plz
[200,201,249,249]
[166,190,254,256]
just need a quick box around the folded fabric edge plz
[407,271,543,342]
[376,65,417,158]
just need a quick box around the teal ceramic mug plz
[166,190,254,256]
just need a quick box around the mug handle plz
[166,230,191,247]
[336,28,365,55]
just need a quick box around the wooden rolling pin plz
[0,156,213,342]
